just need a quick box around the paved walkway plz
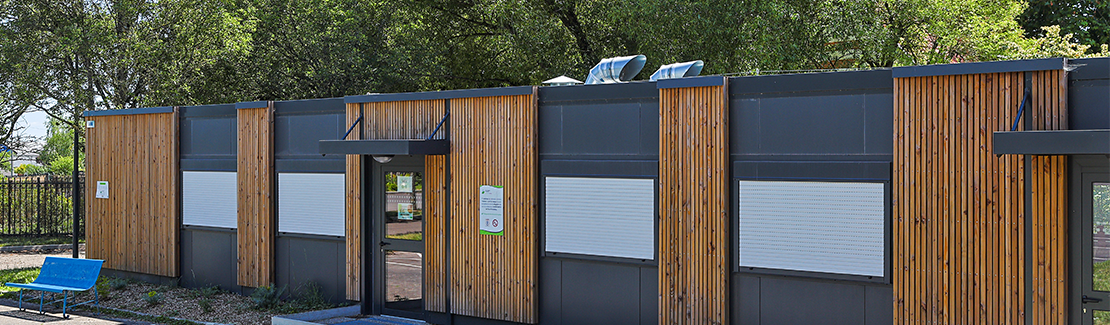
[0,250,86,270]
[0,303,135,324]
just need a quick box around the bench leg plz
[62,291,68,318]
[93,287,100,315]
[17,289,22,311]
[38,291,43,314]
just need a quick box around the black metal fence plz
[0,175,83,236]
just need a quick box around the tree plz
[38,119,84,167]
[1020,0,1110,55]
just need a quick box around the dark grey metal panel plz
[539,81,657,103]
[1069,57,1110,80]
[538,91,658,157]
[734,161,891,181]
[732,274,760,325]
[181,104,236,118]
[274,98,345,114]
[541,160,657,178]
[639,266,657,325]
[180,228,238,291]
[729,70,893,96]
[181,159,236,171]
[319,139,449,155]
[83,106,174,117]
[540,259,562,325]
[1068,58,1107,132]
[892,58,1064,78]
[865,285,893,325]
[235,101,268,109]
[993,130,1110,155]
[866,93,895,153]
[758,95,865,153]
[276,113,345,157]
[275,236,346,303]
[344,86,533,104]
[559,259,642,325]
[181,117,236,157]
[758,277,866,324]
[275,159,345,173]
[656,76,724,89]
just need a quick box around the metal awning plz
[993,130,1110,155]
[319,139,449,155]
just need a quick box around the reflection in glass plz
[385,251,423,305]
[385,172,423,241]
[1095,183,1110,292]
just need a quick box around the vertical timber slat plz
[237,104,275,287]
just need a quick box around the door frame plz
[1071,155,1110,324]
[366,155,427,320]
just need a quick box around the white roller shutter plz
[182,171,238,229]
[278,173,345,237]
[545,177,654,260]
[738,180,885,277]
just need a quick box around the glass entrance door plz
[377,159,425,320]
[1081,166,1110,324]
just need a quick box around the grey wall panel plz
[865,285,894,325]
[752,95,867,154]
[758,277,866,324]
[729,70,893,96]
[541,160,657,177]
[1070,78,1109,130]
[181,159,236,172]
[545,177,654,260]
[278,173,345,237]
[275,236,346,303]
[539,259,562,325]
[732,275,761,325]
[734,161,891,181]
[275,113,345,158]
[276,159,345,173]
[561,102,647,155]
[181,117,236,157]
[538,106,564,154]
[182,171,238,229]
[638,266,657,325]
[738,181,885,277]
[538,82,658,157]
[865,93,894,153]
[559,259,642,325]
[180,228,238,290]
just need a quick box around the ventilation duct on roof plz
[650,60,704,81]
[584,55,647,85]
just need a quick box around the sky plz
[6,110,49,168]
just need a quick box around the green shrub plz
[106,278,128,290]
[199,298,212,313]
[143,291,163,306]
[12,164,46,175]
[250,284,286,310]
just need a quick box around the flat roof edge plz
[345,86,535,104]
[83,106,175,117]
[893,58,1065,78]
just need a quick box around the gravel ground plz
[0,248,85,270]
[87,280,275,325]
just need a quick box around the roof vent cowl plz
[584,55,647,85]
[650,60,704,81]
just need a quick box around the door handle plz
[380,241,391,247]
[1084,295,1103,304]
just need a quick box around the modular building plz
[82,58,1110,324]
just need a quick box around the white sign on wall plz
[95,181,109,199]
[397,175,413,193]
[479,185,504,236]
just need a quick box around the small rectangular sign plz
[397,175,413,193]
[398,203,414,220]
[86,120,95,128]
[95,181,109,199]
[479,185,503,236]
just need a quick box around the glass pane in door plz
[386,250,423,304]
[1094,183,1110,291]
[385,172,423,241]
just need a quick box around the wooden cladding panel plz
[425,155,448,312]
[362,99,446,140]
[892,71,1067,324]
[448,92,538,323]
[237,105,275,288]
[345,103,363,300]
[1028,70,1068,325]
[85,112,180,277]
[658,85,729,325]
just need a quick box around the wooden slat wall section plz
[1028,70,1069,325]
[85,112,180,277]
[425,155,447,312]
[237,105,275,287]
[448,92,538,323]
[345,103,363,300]
[658,84,729,325]
[361,99,447,140]
[892,70,1067,324]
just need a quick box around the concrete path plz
[0,303,131,324]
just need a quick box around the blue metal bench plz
[4,257,104,318]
